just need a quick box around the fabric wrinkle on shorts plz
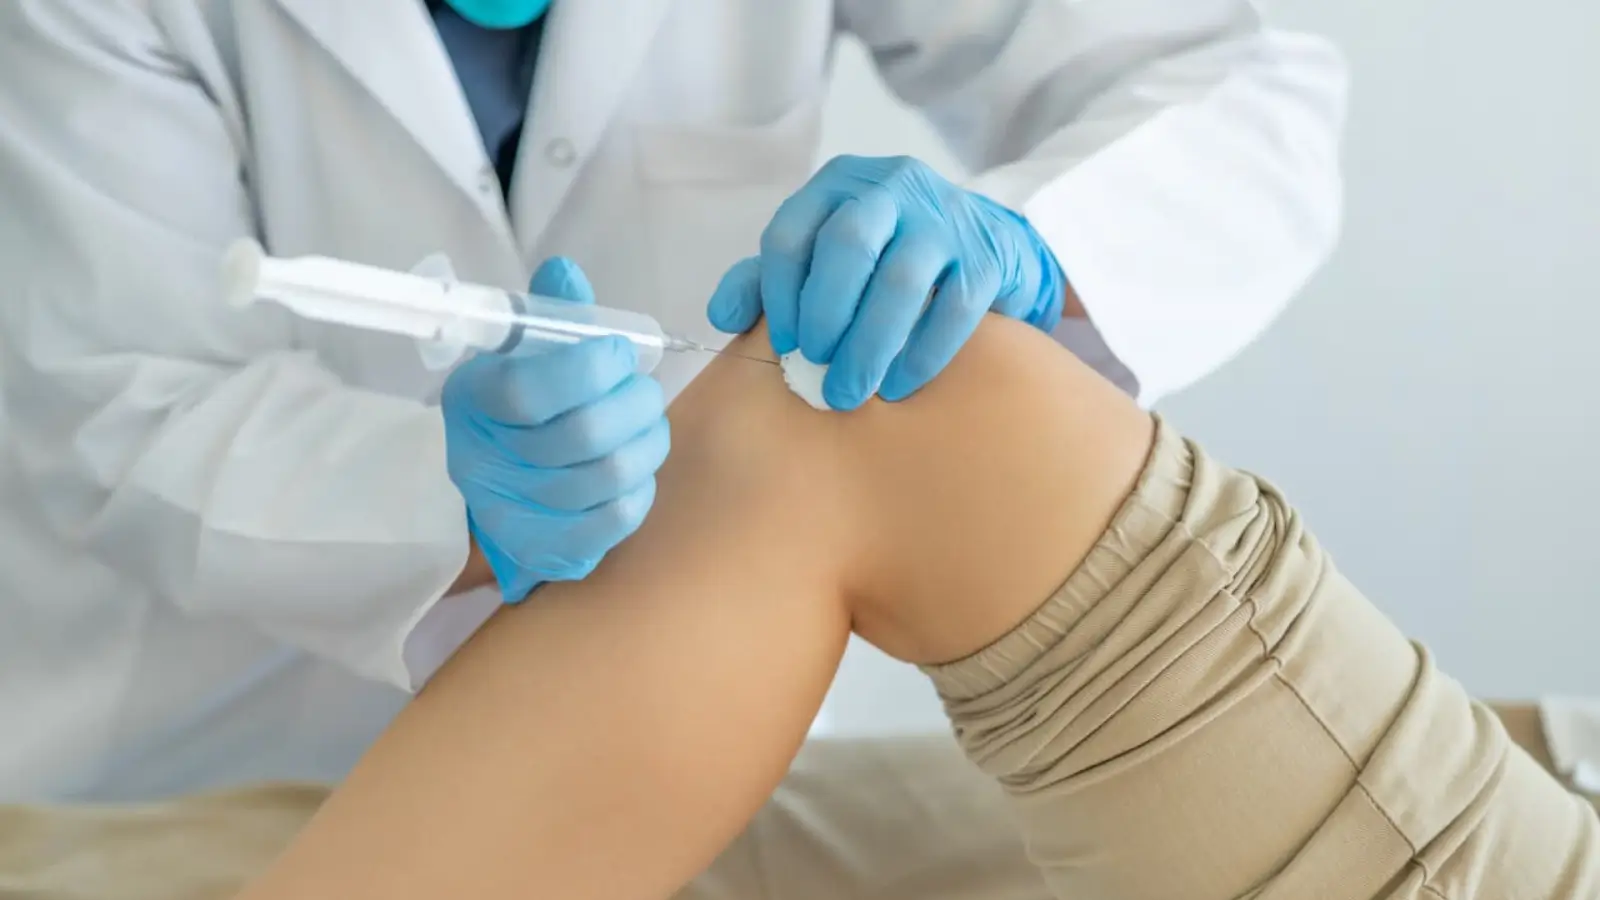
[918,415,1600,900]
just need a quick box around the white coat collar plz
[271,0,500,220]
[272,0,674,260]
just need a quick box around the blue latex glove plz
[442,258,670,603]
[706,155,1067,411]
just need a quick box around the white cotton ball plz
[780,351,830,410]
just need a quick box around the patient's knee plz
[827,317,1154,666]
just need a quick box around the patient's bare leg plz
[233,315,1147,900]
[237,313,1596,900]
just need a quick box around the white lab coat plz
[0,0,1346,801]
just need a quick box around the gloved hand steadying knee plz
[442,258,670,603]
[706,154,1067,411]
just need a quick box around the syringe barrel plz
[422,282,668,374]
[220,238,669,374]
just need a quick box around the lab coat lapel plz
[272,0,501,224]
[509,0,674,258]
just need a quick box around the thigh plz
[682,735,1049,900]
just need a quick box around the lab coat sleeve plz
[0,0,494,691]
[838,0,1349,403]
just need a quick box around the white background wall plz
[814,0,1600,735]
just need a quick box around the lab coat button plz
[545,138,577,167]
[477,166,497,194]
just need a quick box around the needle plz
[664,335,781,366]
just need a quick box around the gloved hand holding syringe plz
[223,240,769,604]
[221,238,774,371]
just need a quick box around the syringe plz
[221,239,772,373]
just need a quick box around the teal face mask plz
[443,0,553,29]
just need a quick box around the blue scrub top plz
[425,0,545,199]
